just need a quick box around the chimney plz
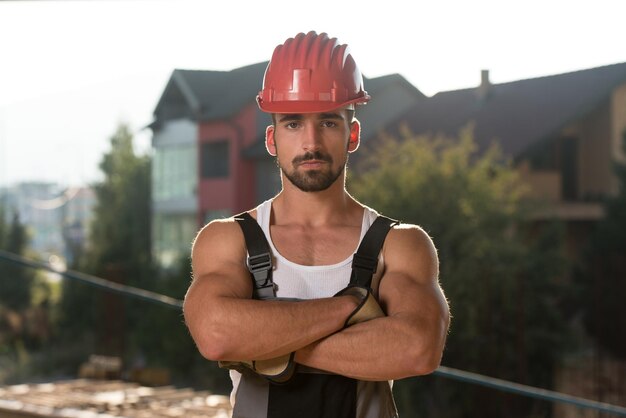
[477,69,491,101]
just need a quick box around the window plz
[560,137,579,201]
[153,144,196,200]
[527,139,558,170]
[201,140,229,178]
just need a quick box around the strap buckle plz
[351,253,378,274]
[248,252,273,289]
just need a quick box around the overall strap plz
[350,215,399,289]
[235,212,276,300]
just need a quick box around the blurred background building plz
[0,183,95,266]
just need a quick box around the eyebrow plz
[318,112,344,120]
[276,112,344,123]
[277,114,304,123]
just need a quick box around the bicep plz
[187,220,253,304]
[378,225,447,321]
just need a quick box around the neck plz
[272,172,361,227]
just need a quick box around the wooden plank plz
[0,379,231,418]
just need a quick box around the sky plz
[1,0,625,187]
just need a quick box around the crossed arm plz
[183,218,449,381]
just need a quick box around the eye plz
[321,120,337,128]
[285,121,300,129]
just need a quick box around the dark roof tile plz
[392,62,626,157]
[153,62,269,122]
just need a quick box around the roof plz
[391,62,626,158]
[153,61,269,123]
[365,73,425,99]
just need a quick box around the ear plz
[265,125,277,156]
[348,119,361,153]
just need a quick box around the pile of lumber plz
[0,379,231,418]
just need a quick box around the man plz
[184,31,449,418]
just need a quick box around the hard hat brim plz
[257,95,370,114]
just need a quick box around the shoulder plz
[193,210,258,248]
[191,211,257,270]
[382,223,439,282]
[386,223,435,250]
[192,217,242,252]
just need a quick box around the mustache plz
[292,151,333,165]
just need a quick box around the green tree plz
[580,131,626,358]
[86,123,152,278]
[350,126,571,418]
[0,205,6,248]
[0,206,48,370]
[58,123,152,354]
[0,209,35,311]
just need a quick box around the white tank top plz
[256,198,383,299]
[230,199,396,417]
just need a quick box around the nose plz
[301,122,321,151]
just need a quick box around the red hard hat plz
[257,31,370,114]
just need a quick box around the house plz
[150,63,425,267]
[60,187,96,266]
[384,62,626,256]
[0,183,94,267]
[390,63,626,213]
[1,182,66,257]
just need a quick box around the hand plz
[334,286,385,327]
[218,352,296,384]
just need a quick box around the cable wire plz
[0,249,182,310]
[434,366,626,416]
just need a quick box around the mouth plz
[293,152,333,169]
[298,159,328,168]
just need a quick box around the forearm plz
[295,314,447,381]
[184,291,356,361]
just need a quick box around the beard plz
[279,150,347,192]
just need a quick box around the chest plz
[270,224,362,266]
